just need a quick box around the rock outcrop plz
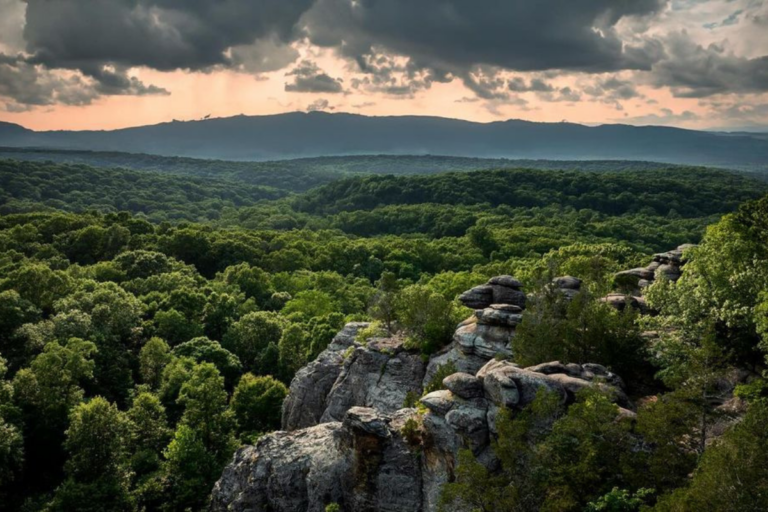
[426,276,530,386]
[213,275,636,512]
[213,354,631,512]
[282,324,426,431]
[211,407,422,512]
[603,244,696,313]
[281,323,367,430]
[458,275,526,309]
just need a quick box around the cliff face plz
[211,274,632,512]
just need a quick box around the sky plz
[0,0,767,131]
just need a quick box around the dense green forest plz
[0,156,766,511]
[0,160,286,222]
[2,147,746,191]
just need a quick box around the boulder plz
[489,286,527,308]
[475,306,523,327]
[210,423,350,512]
[444,399,489,453]
[553,276,582,290]
[481,368,520,408]
[459,276,527,309]
[657,264,682,281]
[443,372,484,399]
[458,285,494,309]
[420,390,456,416]
[488,275,523,289]
[423,346,489,389]
[454,320,515,359]
[617,267,656,281]
[283,323,426,431]
[600,293,644,312]
[222,303,639,512]
[345,406,391,438]
[545,373,630,407]
[526,361,582,378]
[212,407,425,512]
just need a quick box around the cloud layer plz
[0,0,767,128]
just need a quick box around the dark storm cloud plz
[8,0,314,102]
[462,70,509,100]
[508,78,555,93]
[302,0,668,73]
[349,52,452,97]
[23,0,315,72]
[584,77,642,101]
[285,60,344,93]
[0,53,167,111]
[2,0,768,110]
[652,33,768,97]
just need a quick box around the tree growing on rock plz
[513,284,646,386]
[368,271,400,334]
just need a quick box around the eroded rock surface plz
[211,407,422,512]
[283,324,426,431]
[215,275,639,512]
[282,323,369,431]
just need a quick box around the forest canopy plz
[0,155,766,511]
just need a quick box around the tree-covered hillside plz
[0,147,713,185]
[0,160,287,222]
[0,158,766,511]
[2,113,768,170]
[294,168,762,216]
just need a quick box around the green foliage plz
[442,389,633,512]
[653,400,768,512]
[424,362,458,395]
[0,357,23,498]
[127,392,170,477]
[0,159,286,222]
[586,488,654,512]
[0,160,767,511]
[219,263,273,305]
[13,338,97,428]
[396,285,462,355]
[368,272,399,333]
[230,374,288,439]
[154,309,203,346]
[49,397,132,512]
[139,338,171,389]
[172,337,242,387]
[400,417,422,447]
[223,312,283,373]
[62,397,129,481]
[277,324,308,382]
[513,285,647,385]
[164,362,236,511]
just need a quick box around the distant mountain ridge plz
[2,112,768,170]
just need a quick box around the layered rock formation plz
[603,244,696,313]
[213,274,635,512]
[426,276,527,385]
[212,354,630,512]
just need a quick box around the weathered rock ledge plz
[212,272,641,512]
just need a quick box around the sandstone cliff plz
[212,271,634,512]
